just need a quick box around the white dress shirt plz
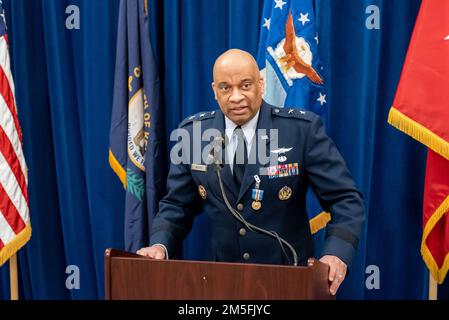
[224,110,260,173]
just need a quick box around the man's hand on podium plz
[319,255,347,296]
[136,245,166,259]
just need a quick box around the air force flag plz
[257,0,330,235]
[257,0,326,116]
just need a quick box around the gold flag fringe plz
[309,211,331,235]
[388,107,449,161]
[420,196,449,284]
[109,149,127,189]
[0,224,32,267]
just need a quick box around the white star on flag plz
[263,18,271,30]
[317,93,327,106]
[274,0,287,10]
[314,33,319,44]
[298,12,310,26]
[445,35,449,40]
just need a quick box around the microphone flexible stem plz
[216,167,298,266]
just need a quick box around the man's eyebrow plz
[240,78,254,84]
[217,82,229,88]
[217,79,253,88]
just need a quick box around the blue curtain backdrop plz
[0,0,448,299]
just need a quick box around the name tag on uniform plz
[191,164,207,172]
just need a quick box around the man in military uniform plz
[137,49,364,295]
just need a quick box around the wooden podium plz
[105,248,334,300]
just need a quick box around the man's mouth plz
[230,106,248,114]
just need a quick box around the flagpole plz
[9,254,19,300]
[429,273,438,300]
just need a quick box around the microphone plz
[210,133,299,266]
[208,134,226,170]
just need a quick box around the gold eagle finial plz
[279,12,323,85]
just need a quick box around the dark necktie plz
[233,126,248,188]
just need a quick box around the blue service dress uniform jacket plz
[149,101,364,267]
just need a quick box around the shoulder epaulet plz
[271,107,316,122]
[179,110,217,127]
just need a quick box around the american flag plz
[0,1,31,267]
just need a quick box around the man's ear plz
[211,82,218,100]
[259,76,265,96]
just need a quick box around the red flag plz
[0,5,31,267]
[389,0,449,284]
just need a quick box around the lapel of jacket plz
[207,110,239,201]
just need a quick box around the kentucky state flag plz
[109,0,166,252]
[257,0,329,234]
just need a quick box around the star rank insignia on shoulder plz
[272,107,315,122]
[179,110,217,127]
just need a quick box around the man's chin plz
[228,114,251,125]
[227,108,252,122]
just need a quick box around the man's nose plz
[229,88,244,103]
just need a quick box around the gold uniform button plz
[237,203,244,211]
[243,253,250,261]
[239,228,247,236]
